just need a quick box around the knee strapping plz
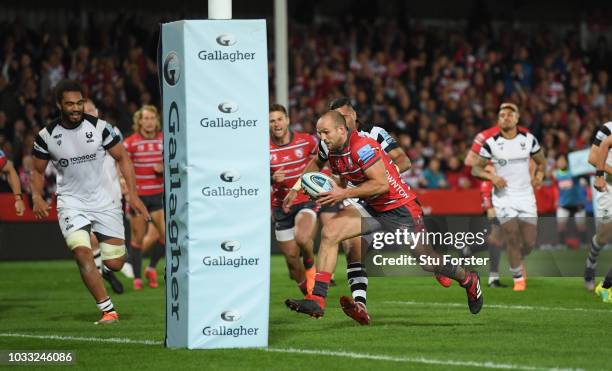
[66,229,92,250]
[100,242,126,260]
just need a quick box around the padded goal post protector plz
[159,20,270,349]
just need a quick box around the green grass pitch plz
[0,254,610,370]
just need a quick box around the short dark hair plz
[323,110,347,128]
[269,103,287,115]
[54,79,84,103]
[328,97,353,111]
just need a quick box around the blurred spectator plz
[445,156,472,189]
[420,158,448,189]
[0,11,610,195]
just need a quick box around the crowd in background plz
[285,18,611,191]
[0,14,610,197]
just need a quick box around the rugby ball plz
[301,172,334,198]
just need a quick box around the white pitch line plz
[384,301,612,313]
[0,332,582,371]
[0,332,163,345]
[264,347,581,371]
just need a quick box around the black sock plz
[149,243,164,269]
[132,247,142,279]
[347,262,368,305]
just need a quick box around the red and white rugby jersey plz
[270,131,317,208]
[123,132,163,196]
[319,129,416,212]
[478,126,540,203]
[470,126,500,154]
[0,149,7,169]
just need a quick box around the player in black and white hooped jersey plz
[585,121,612,300]
[471,103,546,292]
[31,79,150,324]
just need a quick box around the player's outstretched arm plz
[108,143,151,221]
[1,160,25,216]
[31,157,50,219]
[388,147,411,172]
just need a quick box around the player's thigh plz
[294,207,317,243]
[58,208,92,242]
[320,206,364,244]
[499,217,521,246]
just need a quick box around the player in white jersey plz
[584,122,612,299]
[31,80,150,324]
[83,99,132,294]
[471,103,546,291]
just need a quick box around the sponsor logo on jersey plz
[86,131,94,143]
[58,153,97,167]
[357,144,375,163]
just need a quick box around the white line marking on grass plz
[264,347,580,371]
[385,301,612,313]
[0,332,163,345]
[0,333,584,371]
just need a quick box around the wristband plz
[14,193,22,200]
[291,178,303,191]
[596,170,605,177]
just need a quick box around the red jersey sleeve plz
[471,132,485,154]
[0,150,7,169]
